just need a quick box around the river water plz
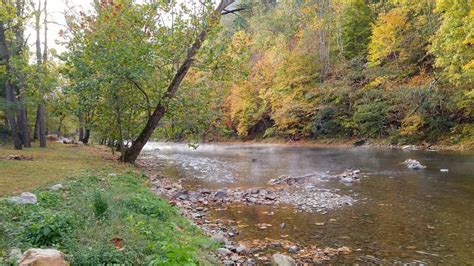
[142,142,474,264]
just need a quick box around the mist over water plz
[142,142,474,263]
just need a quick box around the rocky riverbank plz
[139,158,359,264]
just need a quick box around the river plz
[142,142,474,264]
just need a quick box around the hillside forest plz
[1,0,473,162]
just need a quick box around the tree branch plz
[125,76,152,118]
[221,7,245,15]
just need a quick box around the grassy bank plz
[0,143,213,265]
[0,143,125,196]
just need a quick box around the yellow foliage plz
[400,114,424,137]
[368,8,408,65]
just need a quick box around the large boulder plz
[7,192,37,205]
[18,248,68,266]
[402,159,426,170]
[271,254,296,266]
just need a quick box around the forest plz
[1,0,473,161]
[1,0,474,265]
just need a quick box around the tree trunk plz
[83,128,91,144]
[33,110,39,140]
[33,0,47,148]
[17,96,31,147]
[121,0,235,163]
[0,21,22,149]
[37,103,47,147]
[14,0,30,148]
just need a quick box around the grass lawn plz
[0,142,124,196]
[0,142,214,265]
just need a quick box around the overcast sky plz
[25,0,93,54]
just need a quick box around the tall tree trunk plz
[122,0,235,163]
[0,21,22,149]
[17,94,31,147]
[14,0,30,148]
[83,129,91,144]
[33,0,47,148]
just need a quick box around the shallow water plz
[142,142,474,263]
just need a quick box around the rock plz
[49,184,64,191]
[8,248,22,261]
[402,159,426,170]
[236,245,247,254]
[353,139,367,147]
[173,191,189,200]
[402,145,417,151]
[214,190,227,199]
[440,169,449,172]
[288,245,299,253]
[265,194,277,200]
[216,248,232,256]
[18,248,68,266]
[7,192,37,205]
[280,222,286,228]
[271,254,296,266]
[211,232,227,244]
[223,259,235,265]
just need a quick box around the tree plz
[122,0,236,163]
[0,1,22,149]
[340,0,374,59]
[31,0,48,148]
[430,0,473,87]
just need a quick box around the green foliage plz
[92,191,109,219]
[341,0,374,59]
[352,100,389,138]
[0,172,212,265]
[25,211,77,247]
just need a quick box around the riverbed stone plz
[271,254,296,266]
[402,159,426,169]
[211,232,227,244]
[288,245,299,253]
[216,248,232,256]
[18,248,67,266]
[7,192,37,205]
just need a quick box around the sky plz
[25,0,93,54]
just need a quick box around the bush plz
[25,211,77,247]
[92,191,109,219]
[352,101,389,138]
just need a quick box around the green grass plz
[0,142,126,196]
[0,171,214,265]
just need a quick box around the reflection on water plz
[142,142,474,263]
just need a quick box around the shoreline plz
[151,137,474,152]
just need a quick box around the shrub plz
[352,101,389,138]
[25,211,77,247]
[92,191,109,219]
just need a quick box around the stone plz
[223,259,235,265]
[271,254,296,266]
[211,232,227,244]
[50,184,64,191]
[214,190,227,199]
[402,159,426,170]
[8,192,37,205]
[288,245,299,253]
[18,248,68,266]
[440,169,449,172]
[216,248,232,256]
[236,245,247,254]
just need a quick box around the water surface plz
[143,142,474,263]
